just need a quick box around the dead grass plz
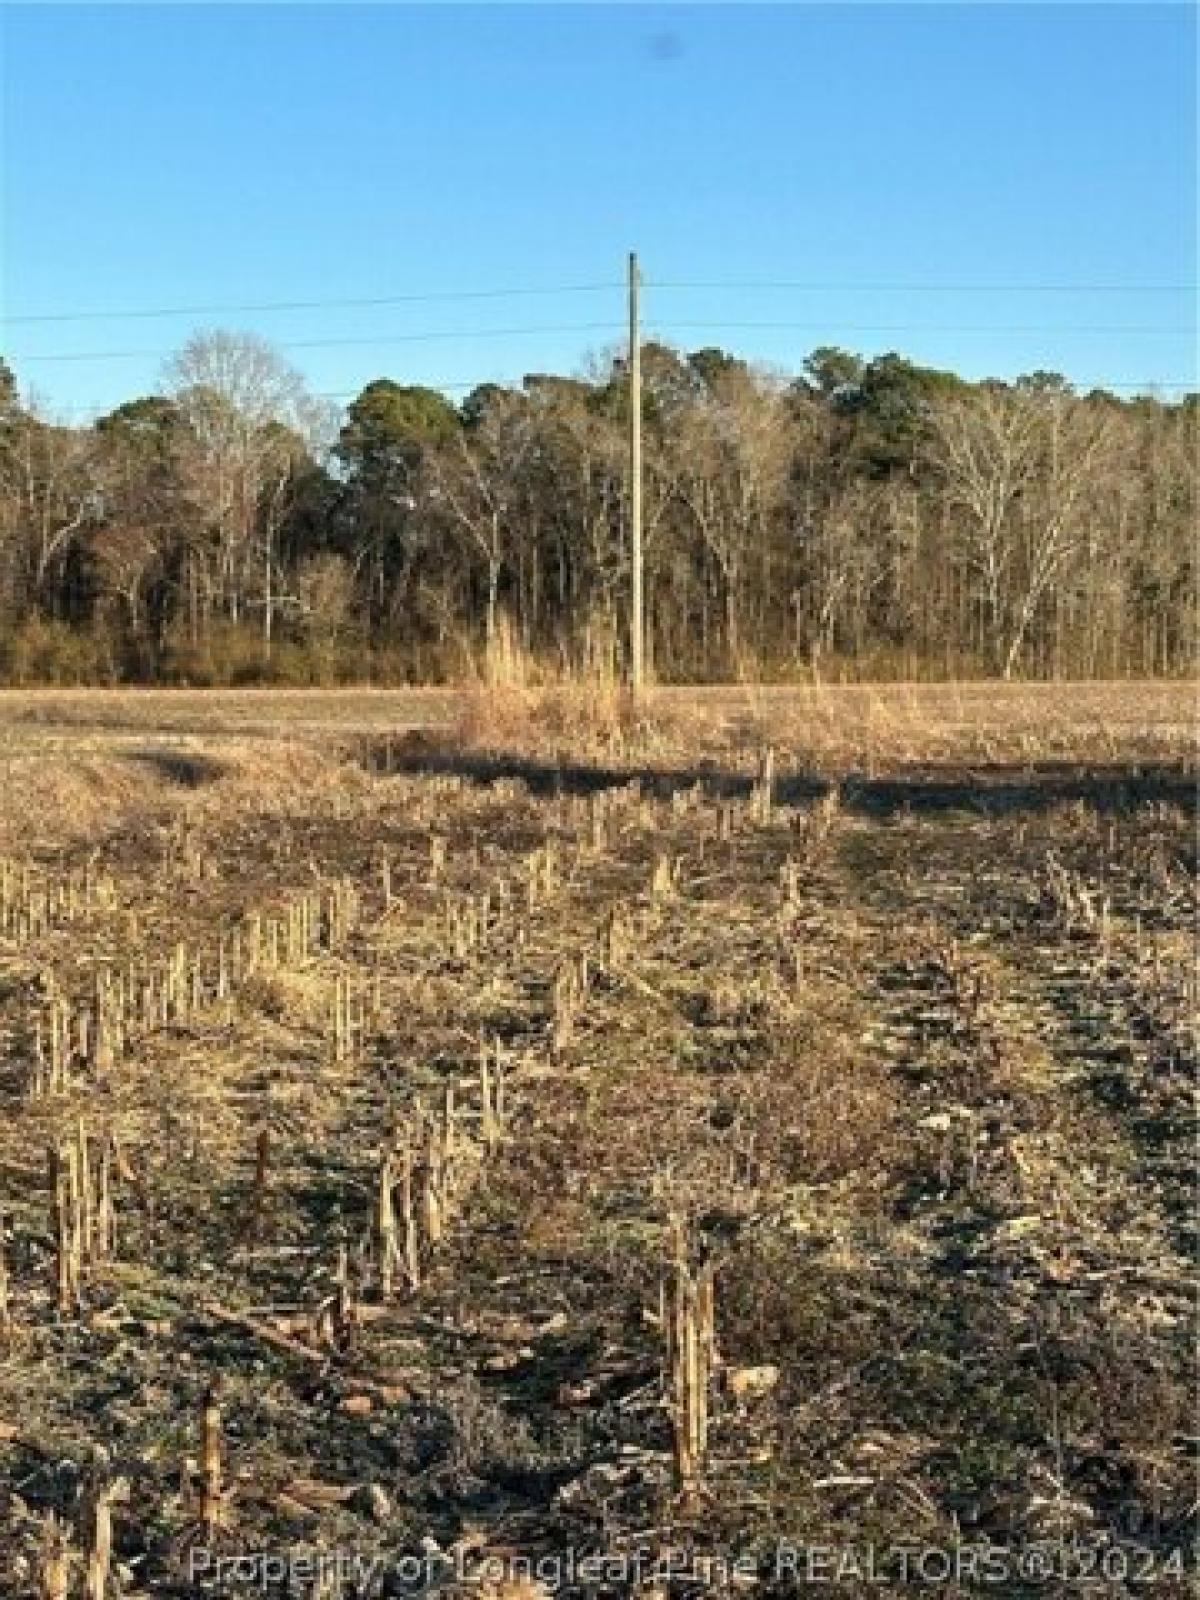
[445,678,1195,784]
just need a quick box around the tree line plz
[0,332,1194,685]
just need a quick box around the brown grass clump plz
[0,753,159,855]
[453,681,727,768]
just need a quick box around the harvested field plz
[0,682,1194,1597]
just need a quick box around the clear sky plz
[2,3,1195,420]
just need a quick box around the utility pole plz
[628,250,644,695]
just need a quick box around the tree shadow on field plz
[361,735,1194,818]
[124,748,231,787]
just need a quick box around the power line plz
[650,278,1197,294]
[12,318,1193,368]
[2,276,1194,327]
[647,319,1190,335]
[0,283,624,326]
[10,323,627,364]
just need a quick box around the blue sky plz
[2,3,1195,420]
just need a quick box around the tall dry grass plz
[454,613,658,758]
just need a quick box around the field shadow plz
[360,737,1194,817]
[124,748,232,787]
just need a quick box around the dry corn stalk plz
[376,1149,402,1298]
[51,1144,82,1315]
[473,890,494,951]
[28,877,354,1095]
[375,1089,480,1302]
[199,1385,228,1538]
[1041,852,1111,941]
[444,892,485,959]
[603,903,632,970]
[479,1036,507,1151]
[83,1449,128,1600]
[50,1122,117,1313]
[31,992,73,1099]
[398,1143,421,1291]
[40,1512,71,1600]
[93,1139,115,1262]
[525,840,561,910]
[322,878,361,951]
[0,853,114,946]
[779,856,802,910]
[334,1244,359,1350]
[418,1113,447,1249]
[663,1220,717,1496]
[376,1124,426,1297]
[313,1243,360,1351]
[750,746,775,824]
[650,853,678,901]
[588,790,609,853]
[330,973,355,1062]
[551,952,591,1055]
[0,1206,11,1341]
[333,1244,357,1348]
[249,1127,270,1241]
[809,784,842,853]
[429,835,447,883]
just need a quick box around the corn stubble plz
[0,685,1193,1593]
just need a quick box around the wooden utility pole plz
[628,250,645,694]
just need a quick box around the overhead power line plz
[12,318,1193,368]
[0,283,624,326]
[648,319,1190,335]
[2,276,1195,327]
[10,323,627,364]
[650,279,1197,294]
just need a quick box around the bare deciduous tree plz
[425,389,533,651]
[165,331,332,648]
[927,386,1116,677]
